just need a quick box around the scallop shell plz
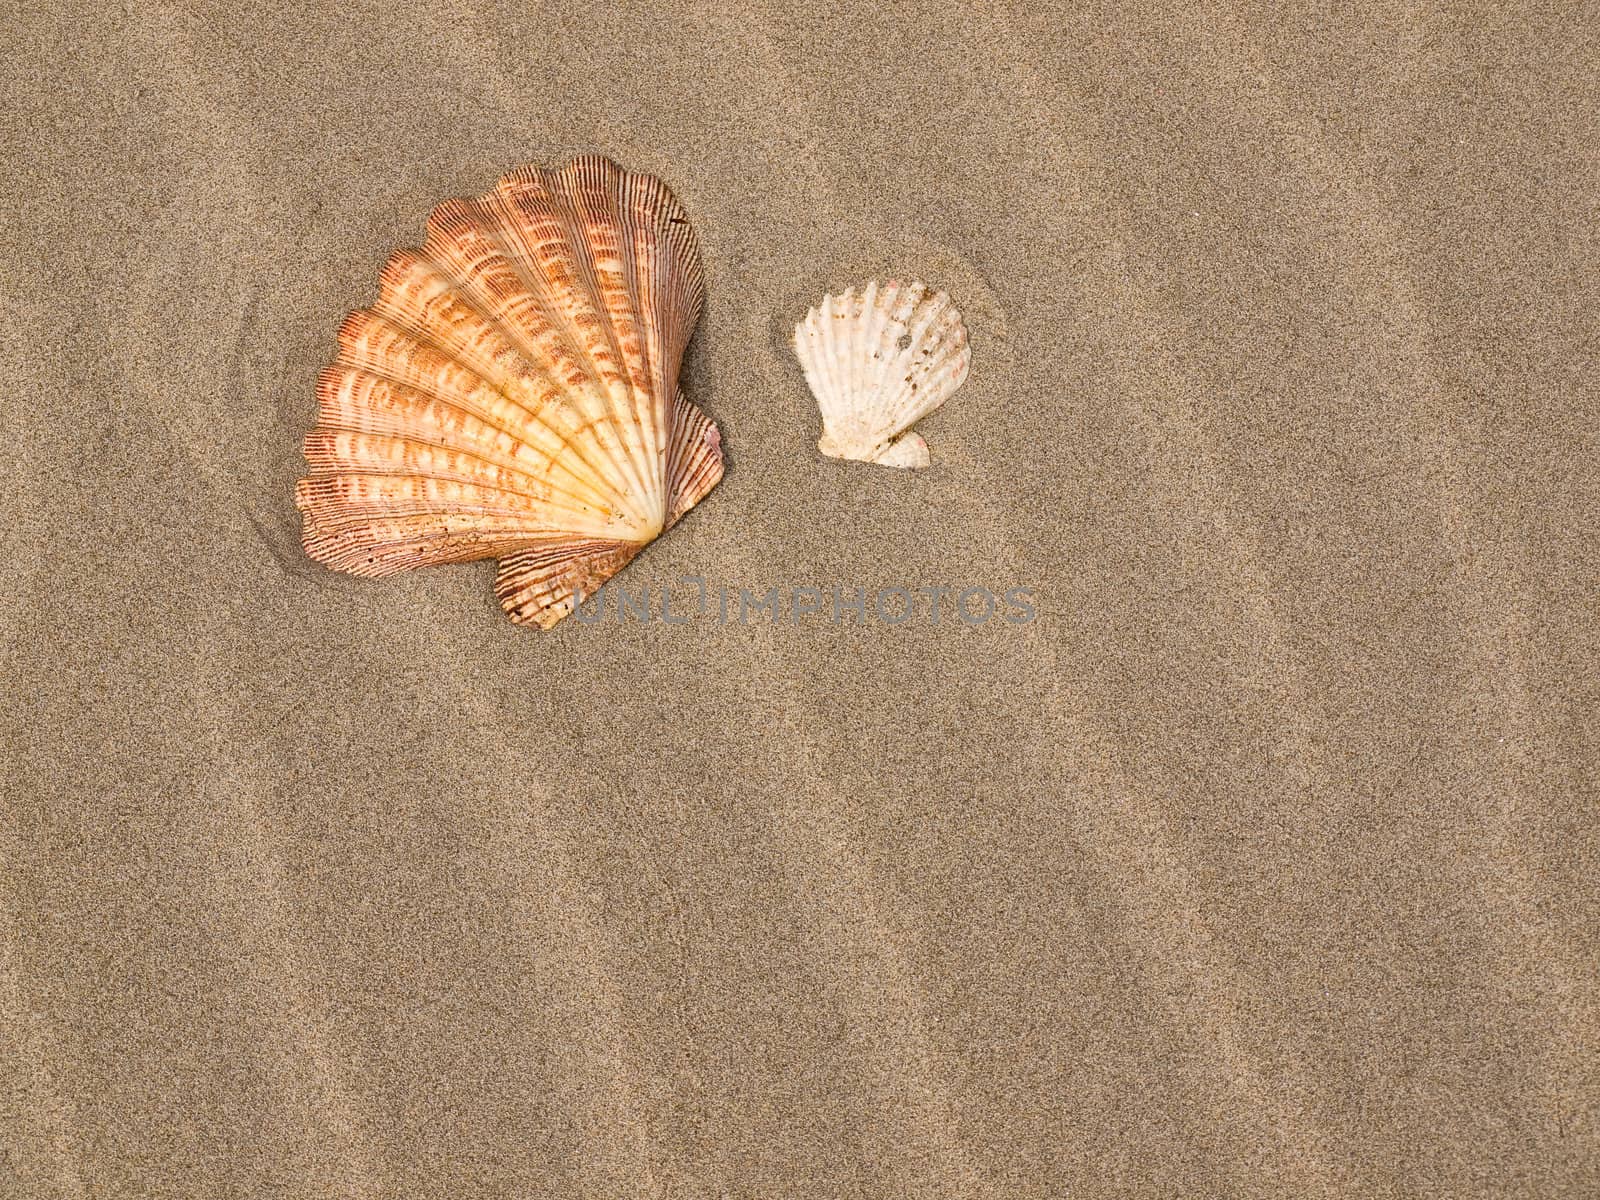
[296,157,723,628]
[792,279,969,469]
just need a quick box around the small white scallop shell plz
[792,279,970,469]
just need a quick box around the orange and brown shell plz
[295,156,724,628]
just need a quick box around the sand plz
[3,2,1598,1196]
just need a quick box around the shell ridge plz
[873,284,936,446]
[300,475,574,529]
[415,213,584,395]
[300,473,611,531]
[635,173,707,504]
[375,247,600,426]
[622,171,707,513]
[842,286,874,448]
[314,363,619,516]
[365,247,640,511]
[664,388,724,528]
[861,280,887,420]
[870,295,967,433]
[600,162,701,447]
[639,202,678,494]
[907,298,969,421]
[326,311,625,515]
[812,297,851,449]
[849,285,874,436]
[537,162,660,515]
[342,298,600,471]
[495,537,645,628]
[465,189,655,530]
[299,503,559,577]
[599,166,665,515]
[870,280,924,440]
[303,428,619,528]
[543,162,664,523]
[838,289,864,419]
[845,286,866,426]
[812,294,848,436]
[814,302,847,421]
[430,189,650,526]
[628,174,678,509]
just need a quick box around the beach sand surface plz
[3,3,1597,1196]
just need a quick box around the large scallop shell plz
[295,157,723,628]
[792,279,969,469]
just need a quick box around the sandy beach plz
[3,2,1597,1196]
